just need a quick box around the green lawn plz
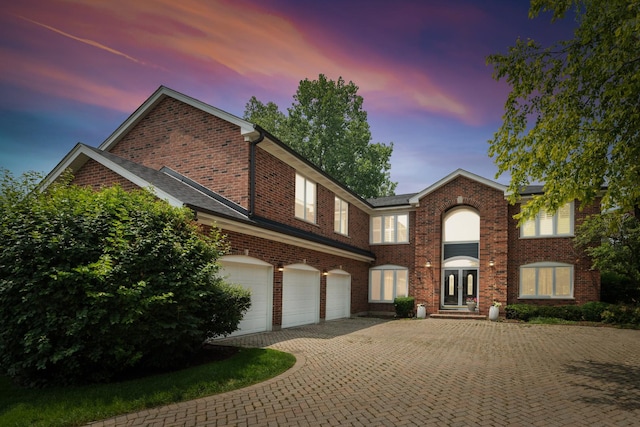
[0,348,295,427]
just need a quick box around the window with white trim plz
[369,265,408,302]
[521,202,573,237]
[334,196,348,235]
[295,173,316,223]
[370,213,409,244]
[519,263,574,298]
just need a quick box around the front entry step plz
[429,311,486,320]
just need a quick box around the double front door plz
[443,269,477,307]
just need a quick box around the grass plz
[0,348,295,427]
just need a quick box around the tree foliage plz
[575,211,640,299]
[244,74,397,198]
[487,0,640,221]
[0,171,250,387]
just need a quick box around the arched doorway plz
[441,207,480,308]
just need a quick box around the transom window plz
[369,265,408,302]
[521,203,573,237]
[371,213,409,244]
[295,173,316,223]
[520,263,574,298]
[334,196,348,235]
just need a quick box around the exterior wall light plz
[425,261,432,268]
[489,260,495,267]
[277,264,284,272]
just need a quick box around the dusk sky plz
[0,0,575,194]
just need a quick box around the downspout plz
[248,127,265,218]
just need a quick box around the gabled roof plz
[42,144,375,262]
[98,86,259,151]
[408,169,507,206]
[42,143,250,220]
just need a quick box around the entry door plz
[442,269,477,306]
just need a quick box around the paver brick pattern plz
[88,318,640,426]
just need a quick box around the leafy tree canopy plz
[487,0,640,221]
[244,74,397,198]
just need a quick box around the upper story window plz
[521,202,573,238]
[520,262,574,299]
[369,265,408,303]
[334,196,348,235]
[370,213,409,244]
[295,173,316,223]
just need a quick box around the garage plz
[325,269,351,321]
[282,263,320,328]
[219,255,273,336]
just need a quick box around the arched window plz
[443,207,479,260]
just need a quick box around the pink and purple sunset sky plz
[0,0,574,194]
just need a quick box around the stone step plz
[429,312,487,320]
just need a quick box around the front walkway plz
[88,318,640,426]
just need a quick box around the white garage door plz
[326,270,351,321]
[282,264,320,328]
[219,256,272,336]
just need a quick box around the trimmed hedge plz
[505,302,640,325]
[505,303,604,322]
[394,297,415,318]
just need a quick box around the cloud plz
[15,14,155,67]
[0,47,148,112]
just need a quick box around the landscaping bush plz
[580,301,611,322]
[394,297,415,318]
[505,304,539,321]
[601,304,640,325]
[0,172,250,387]
[600,271,640,304]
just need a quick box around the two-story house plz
[43,86,600,335]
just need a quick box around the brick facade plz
[54,87,601,330]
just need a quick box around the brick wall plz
[410,176,509,316]
[222,229,371,325]
[507,200,601,305]
[72,159,140,191]
[108,97,251,209]
[253,146,372,251]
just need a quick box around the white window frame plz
[334,196,348,235]
[520,202,574,238]
[519,262,574,299]
[369,265,408,303]
[370,213,409,244]
[295,173,316,223]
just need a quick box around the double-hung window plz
[520,263,573,298]
[369,266,408,302]
[371,213,409,244]
[521,202,573,237]
[295,173,316,223]
[334,196,348,235]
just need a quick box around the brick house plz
[43,86,600,334]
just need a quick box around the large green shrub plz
[601,304,640,325]
[394,297,415,318]
[580,301,611,322]
[0,172,250,387]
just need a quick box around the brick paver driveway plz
[89,318,640,426]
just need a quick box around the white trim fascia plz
[98,86,258,152]
[409,169,507,205]
[196,212,375,263]
[41,144,183,207]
